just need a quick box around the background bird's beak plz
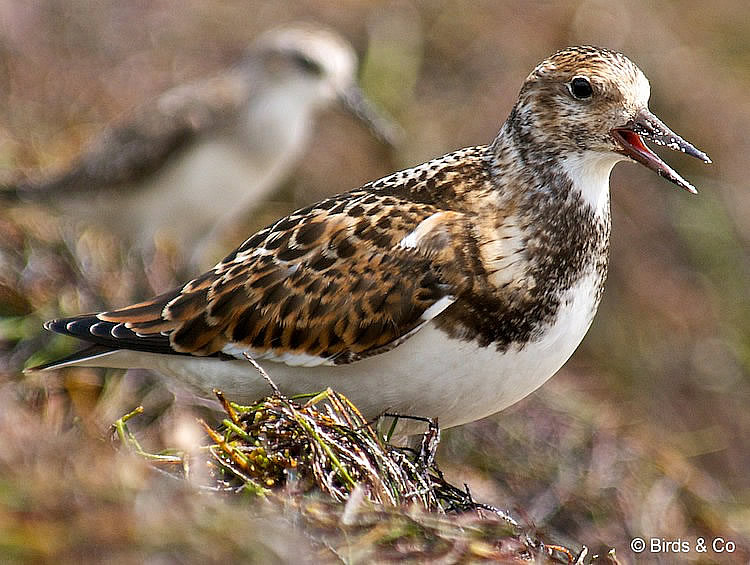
[611,108,711,194]
[339,86,403,147]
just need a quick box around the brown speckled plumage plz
[32,46,710,428]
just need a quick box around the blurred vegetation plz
[1,1,749,563]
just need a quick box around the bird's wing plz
[41,188,486,367]
[18,70,252,195]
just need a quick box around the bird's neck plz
[489,107,617,219]
[483,112,613,304]
[240,81,318,159]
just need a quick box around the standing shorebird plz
[28,46,710,431]
[7,24,398,260]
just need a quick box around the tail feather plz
[24,343,117,372]
[44,315,178,355]
[28,312,205,372]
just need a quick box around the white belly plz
[93,270,602,429]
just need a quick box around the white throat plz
[562,151,622,216]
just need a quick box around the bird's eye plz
[568,76,593,100]
[291,53,324,76]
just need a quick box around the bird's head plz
[253,24,401,145]
[511,45,710,193]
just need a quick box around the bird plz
[26,46,711,433]
[5,23,399,262]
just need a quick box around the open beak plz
[339,86,403,147]
[611,108,711,194]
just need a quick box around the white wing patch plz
[398,211,457,253]
[398,228,421,250]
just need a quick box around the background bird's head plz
[250,24,400,145]
[255,24,358,107]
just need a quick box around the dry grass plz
[0,360,627,564]
[72,365,618,564]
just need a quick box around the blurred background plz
[0,1,748,562]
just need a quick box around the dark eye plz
[569,76,593,100]
[291,53,324,76]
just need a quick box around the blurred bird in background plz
[3,23,399,270]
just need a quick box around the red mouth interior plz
[611,127,697,193]
[612,127,667,169]
[617,129,653,158]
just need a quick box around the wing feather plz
[47,194,477,364]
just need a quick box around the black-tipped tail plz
[43,315,176,355]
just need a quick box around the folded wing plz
[42,192,481,367]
